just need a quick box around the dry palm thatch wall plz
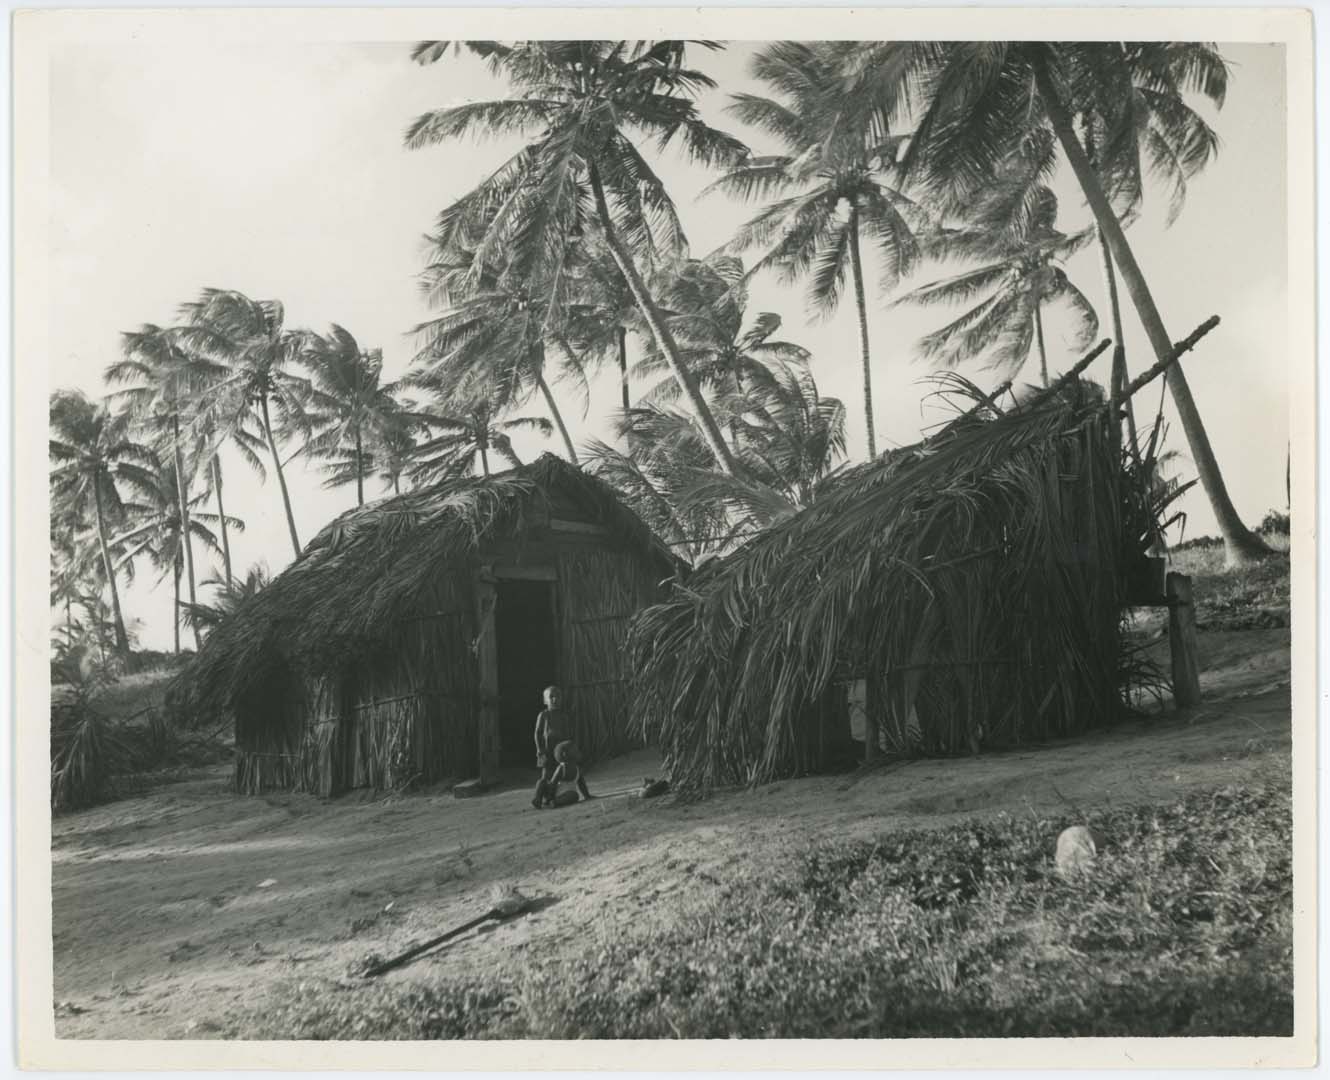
[629,382,1139,793]
[178,455,677,795]
[556,546,664,760]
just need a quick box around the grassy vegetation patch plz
[238,783,1291,1039]
[1171,546,1291,631]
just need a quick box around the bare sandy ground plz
[50,628,1291,1039]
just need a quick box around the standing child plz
[531,685,593,808]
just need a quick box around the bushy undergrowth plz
[51,662,228,812]
[239,783,1291,1040]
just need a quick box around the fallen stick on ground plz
[361,891,530,978]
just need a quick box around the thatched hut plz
[629,372,1172,793]
[182,455,679,795]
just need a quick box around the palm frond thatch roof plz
[628,378,1140,792]
[178,454,679,718]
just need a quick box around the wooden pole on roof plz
[1019,338,1111,412]
[1120,316,1221,402]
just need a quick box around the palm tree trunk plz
[211,457,233,586]
[1096,230,1142,456]
[354,425,365,506]
[1080,116,1138,452]
[91,481,130,658]
[259,393,302,557]
[1035,58,1268,566]
[478,442,491,477]
[846,206,878,459]
[1033,302,1050,387]
[587,162,738,476]
[171,415,201,650]
[536,346,580,465]
[617,326,630,410]
[173,558,181,655]
[392,474,401,496]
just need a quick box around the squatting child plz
[531,684,593,808]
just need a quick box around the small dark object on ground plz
[640,777,671,799]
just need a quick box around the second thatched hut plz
[629,375,1170,793]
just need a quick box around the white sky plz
[48,41,1289,651]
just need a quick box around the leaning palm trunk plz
[847,206,879,459]
[1097,230,1141,458]
[173,557,182,655]
[354,426,365,506]
[588,164,738,476]
[1033,302,1050,387]
[259,393,302,557]
[617,327,630,411]
[170,415,202,650]
[538,345,580,466]
[1035,59,1268,566]
[211,457,233,586]
[92,482,130,658]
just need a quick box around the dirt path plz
[51,628,1291,1039]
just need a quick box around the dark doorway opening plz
[495,580,558,767]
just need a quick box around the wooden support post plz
[864,675,881,764]
[1166,572,1202,708]
[474,579,501,785]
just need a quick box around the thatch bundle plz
[177,455,677,794]
[629,376,1157,792]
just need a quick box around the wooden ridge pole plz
[1020,339,1112,413]
[1121,316,1221,403]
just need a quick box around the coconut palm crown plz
[707,41,923,457]
[847,40,1265,563]
[898,176,1098,384]
[405,40,750,474]
[49,390,159,657]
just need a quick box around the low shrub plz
[51,660,230,812]
[1259,510,1291,537]
[50,702,129,811]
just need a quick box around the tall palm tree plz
[306,408,424,498]
[562,239,645,412]
[706,41,921,457]
[855,40,1265,564]
[635,256,812,440]
[297,325,408,506]
[109,460,233,654]
[405,40,749,474]
[406,383,553,482]
[896,183,1098,384]
[1074,48,1226,454]
[50,507,98,645]
[175,289,313,557]
[109,324,213,648]
[181,564,271,634]
[700,357,848,522]
[413,249,585,465]
[588,356,847,556]
[49,391,158,658]
[186,394,268,587]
